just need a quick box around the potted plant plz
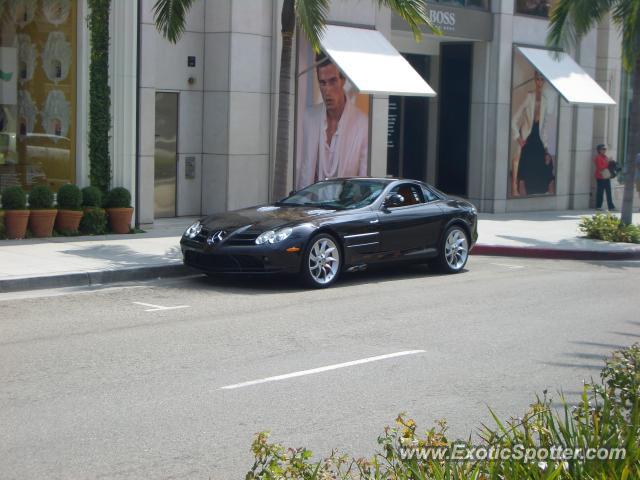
[55,184,83,234]
[1,186,29,239]
[79,186,107,235]
[28,185,57,237]
[81,186,102,211]
[104,187,133,234]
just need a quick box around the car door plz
[376,182,444,259]
[335,207,383,265]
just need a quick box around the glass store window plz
[426,0,490,9]
[0,0,77,193]
[515,0,554,18]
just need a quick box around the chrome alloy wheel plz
[308,237,340,285]
[444,227,468,271]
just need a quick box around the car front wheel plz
[432,225,469,273]
[300,233,341,288]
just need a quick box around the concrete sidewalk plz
[0,211,638,293]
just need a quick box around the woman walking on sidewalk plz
[593,144,616,211]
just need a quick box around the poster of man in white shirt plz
[295,48,369,191]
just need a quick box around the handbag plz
[600,168,611,179]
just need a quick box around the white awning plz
[517,47,615,105]
[319,25,436,97]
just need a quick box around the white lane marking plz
[490,263,525,269]
[220,350,426,390]
[132,301,190,312]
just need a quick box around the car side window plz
[390,183,425,207]
[421,185,438,202]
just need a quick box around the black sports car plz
[181,177,478,288]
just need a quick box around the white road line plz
[490,263,525,269]
[220,350,426,390]
[132,302,190,312]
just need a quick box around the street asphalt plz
[1,255,638,478]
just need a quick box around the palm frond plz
[377,0,440,41]
[547,0,615,53]
[153,0,196,44]
[612,0,640,70]
[295,0,330,52]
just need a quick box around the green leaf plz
[153,0,196,44]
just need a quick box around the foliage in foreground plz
[246,344,640,479]
[579,214,640,244]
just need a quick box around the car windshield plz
[278,179,387,210]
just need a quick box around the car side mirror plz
[384,193,404,208]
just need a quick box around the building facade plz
[0,0,632,224]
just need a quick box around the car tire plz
[300,233,342,288]
[431,224,469,273]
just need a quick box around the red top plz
[594,153,609,180]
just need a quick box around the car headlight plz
[255,227,293,245]
[184,221,202,239]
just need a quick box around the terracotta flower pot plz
[29,209,57,238]
[5,210,30,239]
[55,209,83,233]
[106,207,133,234]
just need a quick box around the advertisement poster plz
[509,47,559,198]
[294,35,370,191]
[0,0,76,190]
[0,47,17,105]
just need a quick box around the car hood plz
[200,205,340,232]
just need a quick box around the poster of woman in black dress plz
[509,50,559,197]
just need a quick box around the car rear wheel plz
[300,233,341,288]
[432,225,469,273]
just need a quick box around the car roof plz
[318,177,409,184]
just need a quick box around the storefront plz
[2,1,620,222]
[389,1,494,197]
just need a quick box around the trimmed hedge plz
[28,185,54,209]
[104,187,131,208]
[57,184,82,210]
[81,186,103,208]
[88,0,112,194]
[1,186,27,210]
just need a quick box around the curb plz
[471,244,640,261]
[0,264,193,294]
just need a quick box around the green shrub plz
[81,186,103,208]
[29,185,54,209]
[1,186,27,210]
[57,184,82,210]
[104,187,131,208]
[246,344,640,479]
[79,207,107,235]
[579,213,640,244]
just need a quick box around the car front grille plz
[224,231,261,246]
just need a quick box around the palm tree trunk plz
[621,55,640,225]
[272,0,295,201]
